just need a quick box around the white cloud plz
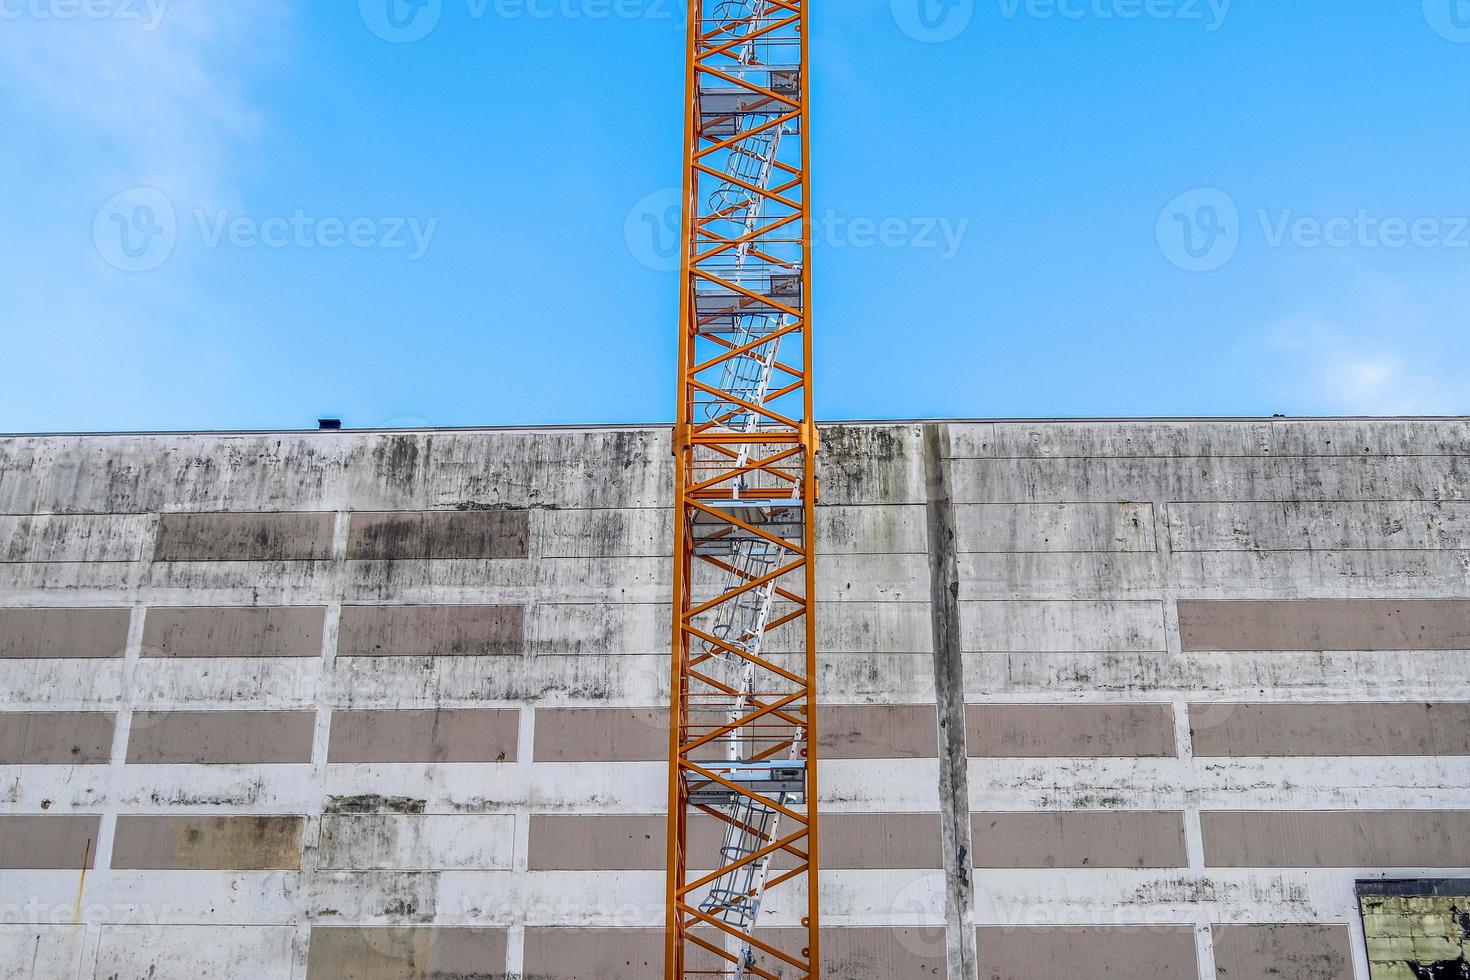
[0,1,291,431]
[1269,314,1469,416]
[0,0,287,204]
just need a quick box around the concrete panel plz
[0,815,99,868]
[305,927,508,980]
[965,550,1470,602]
[1170,500,1470,552]
[337,604,524,657]
[132,657,318,708]
[318,814,514,871]
[328,708,518,763]
[522,927,945,980]
[1179,599,1470,652]
[534,506,927,558]
[0,928,87,980]
[528,814,713,871]
[532,707,665,762]
[1187,599,1470,652]
[0,659,124,707]
[0,711,114,764]
[955,502,1156,553]
[0,514,147,562]
[347,509,529,560]
[974,926,1198,979]
[528,601,927,660]
[0,607,129,659]
[523,928,661,979]
[962,600,1166,653]
[1210,923,1352,979]
[819,704,938,759]
[1202,810,1470,867]
[532,508,668,558]
[819,424,928,506]
[154,512,334,561]
[1191,702,1470,757]
[94,925,296,980]
[111,815,304,870]
[951,455,1470,506]
[527,813,937,871]
[971,811,1188,869]
[743,927,947,979]
[967,704,1177,758]
[824,813,943,869]
[820,928,945,979]
[141,605,324,658]
[966,418,1470,460]
[126,710,315,764]
[963,649,1470,703]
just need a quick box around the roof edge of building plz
[2,415,1467,439]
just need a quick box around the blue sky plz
[2,0,1469,432]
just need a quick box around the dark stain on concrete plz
[324,794,427,815]
[1410,957,1470,979]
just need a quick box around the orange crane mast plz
[665,1,818,977]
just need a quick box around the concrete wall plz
[0,418,1467,979]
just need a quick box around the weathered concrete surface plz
[1359,880,1470,979]
[0,418,1467,979]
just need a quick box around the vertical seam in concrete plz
[922,424,977,980]
[1347,895,1373,980]
[97,603,146,873]
[505,924,526,979]
[1159,499,1215,980]
[291,509,350,980]
[1194,924,1216,980]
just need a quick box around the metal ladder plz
[701,0,791,446]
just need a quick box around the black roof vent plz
[318,418,343,431]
